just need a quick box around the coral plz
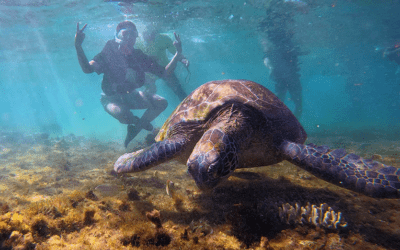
[10,213,25,228]
[83,208,95,226]
[119,217,172,248]
[121,209,171,247]
[85,190,98,201]
[3,231,35,250]
[279,202,348,229]
[121,233,140,247]
[127,188,140,201]
[146,209,162,229]
[118,200,131,212]
[152,230,171,246]
[31,215,50,238]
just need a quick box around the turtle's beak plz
[187,160,222,191]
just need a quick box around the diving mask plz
[115,28,138,44]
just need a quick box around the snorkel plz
[115,21,138,55]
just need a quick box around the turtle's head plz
[187,154,223,190]
[187,133,238,190]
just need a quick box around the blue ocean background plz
[1,0,400,143]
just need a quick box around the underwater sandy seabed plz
[0,129,399,250]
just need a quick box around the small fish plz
[166,180,175,197]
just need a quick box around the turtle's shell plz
[156,79,306,144]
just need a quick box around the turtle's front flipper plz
[281,140,400,198]
[114,137,188,174]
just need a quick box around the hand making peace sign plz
[75,23,88,47]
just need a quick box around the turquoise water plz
[1,0,399,142]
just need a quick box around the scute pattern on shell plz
[156,79,286,141]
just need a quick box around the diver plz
[263,52,303,118]
[75,21,184,148]
[135,24,190,100]
[259,0,305,119]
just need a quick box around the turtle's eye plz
[208,161,223,178]
[211,166,220,179]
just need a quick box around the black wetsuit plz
[92,40,168,125]
[93,40,165,96]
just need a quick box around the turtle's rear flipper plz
[281,140,400,198]
[115,137,188,174]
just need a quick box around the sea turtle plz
[114,79,400,198]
